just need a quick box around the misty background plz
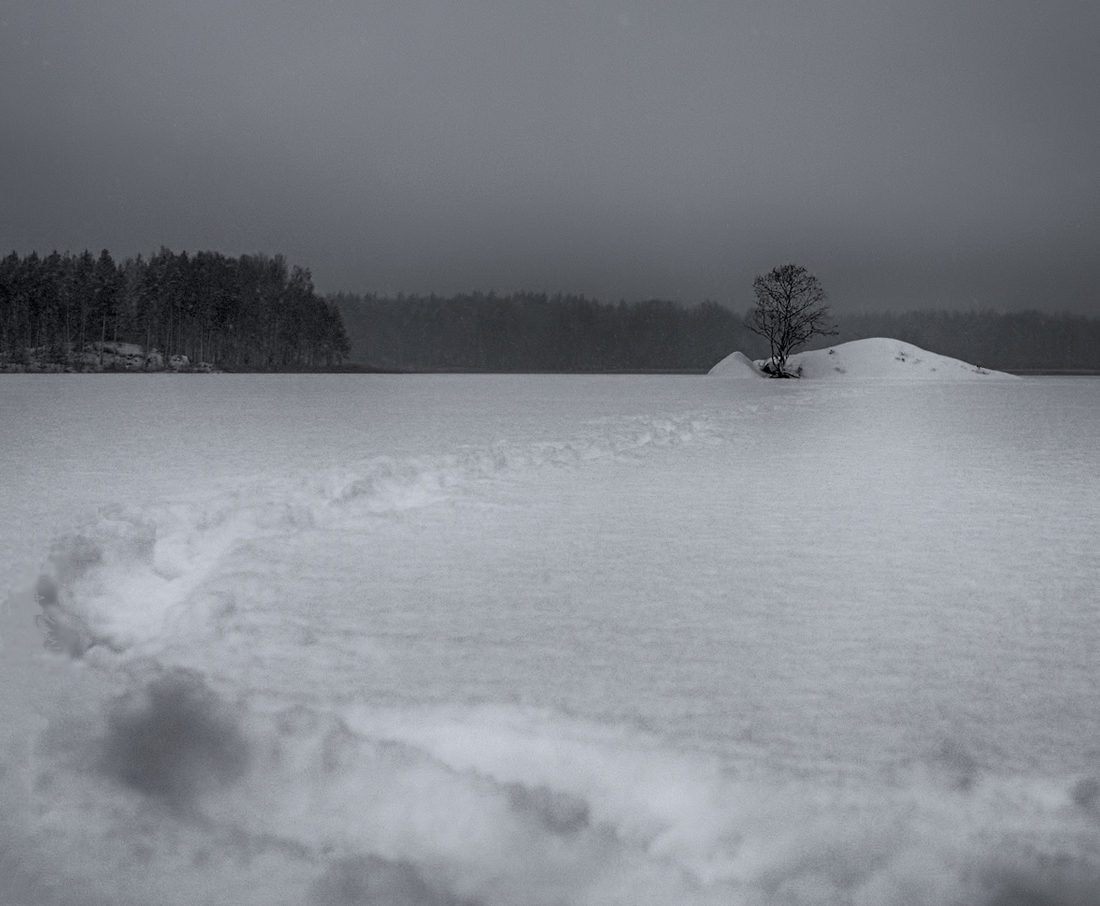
[3,1,1099,313]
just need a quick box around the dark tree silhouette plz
[745,264,836,377]
[0,248,351,370]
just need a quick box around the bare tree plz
[745,264,836,377]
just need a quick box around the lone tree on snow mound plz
[745,264,837,377]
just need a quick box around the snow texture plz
[1,373,1098,906]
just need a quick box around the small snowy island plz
[709,337,1016,380]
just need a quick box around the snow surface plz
[1,373,1099,906]
[708,337,1016,379]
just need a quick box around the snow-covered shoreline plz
[709,337,1017,380]
[0,341,218,373]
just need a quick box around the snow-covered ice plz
[1,368,1098,906]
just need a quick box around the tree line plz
[4,255,1095,373]
[332,292,759,372]
[0,248,351,369]
[333,292,1100,373]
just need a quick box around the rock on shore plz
[0,342,218,373]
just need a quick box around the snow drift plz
[708,338,1016,379]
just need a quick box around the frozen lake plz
[2,373,1099,906]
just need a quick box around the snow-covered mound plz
[708,338,1016,379]
[706,350,764,377]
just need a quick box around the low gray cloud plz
[2,1,1097,311]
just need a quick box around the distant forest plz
[333,293,1100,373]
[4,252,1097,374]
[333,293,747,372]
[0,249,350,369]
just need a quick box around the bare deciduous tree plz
[745,264,836,377]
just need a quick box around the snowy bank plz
[0,341,218,373]
[708,338,1017,379]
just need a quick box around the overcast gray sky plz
[2,0,1098,311]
